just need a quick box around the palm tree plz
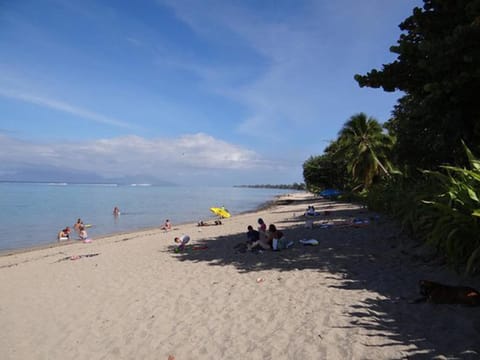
[336,113,394,190]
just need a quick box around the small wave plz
[130,183,151,187]
[47,182,68,186]
[82,183,118,187]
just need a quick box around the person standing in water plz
[73,218,83,235]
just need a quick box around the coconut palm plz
[336,113,394,189]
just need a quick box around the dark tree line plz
[303,0,480,275]
[355,0,480,172]
[305,0,480,192]
[235,183,305,190]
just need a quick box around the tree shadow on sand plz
[163,200,480,359]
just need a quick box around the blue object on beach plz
[318,189,342,199]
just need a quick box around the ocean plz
[0,182,295,252]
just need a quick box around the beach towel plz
[56,253,100,262]
[299,239,319,246]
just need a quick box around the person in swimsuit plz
[161,219,172,231]
[57,227,71,241]
[79,225,88,240]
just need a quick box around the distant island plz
[234,183,305,190]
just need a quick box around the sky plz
[0,0,423,186]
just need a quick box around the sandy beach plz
[1,192,479,360]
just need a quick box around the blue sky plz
[0,0,422,186]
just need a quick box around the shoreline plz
[0,193,285,258]
[1,191,479,359]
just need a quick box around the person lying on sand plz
[197,220,222,226]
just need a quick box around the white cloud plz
[0,133,266,179]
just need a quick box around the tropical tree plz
[335,113,394,190]
[355,0,480,171]
[303,140,351,192]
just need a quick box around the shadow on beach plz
[166,199,480,360]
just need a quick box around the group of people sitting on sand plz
[304,205,320,217]
[57,218,89,242]
[172,217,293,253]
[246,218,293,251]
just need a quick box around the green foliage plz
[420,146,480,274]
[366,144,480,275]
[355,0,480,171]
[303,0,480,275]
[303,113,394,194]
[302,148,349,192]
[367,172,431,235]
[335,113,394,190]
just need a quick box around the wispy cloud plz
[156,0,411,141]
[0,88,135,129]
[156,1,346,135]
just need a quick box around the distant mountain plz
[0,166,175,186]
[104,175,175,186]
[0,166,104,184]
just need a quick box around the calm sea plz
[0,182,295,252]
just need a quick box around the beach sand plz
[1,192,479,360]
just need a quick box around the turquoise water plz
[0,182,294,251]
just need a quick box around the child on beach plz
[79,225,88,240]
[174,235,190,252]
[257,218,267,233]
[161,219,172,231]
[246,225,260,244]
